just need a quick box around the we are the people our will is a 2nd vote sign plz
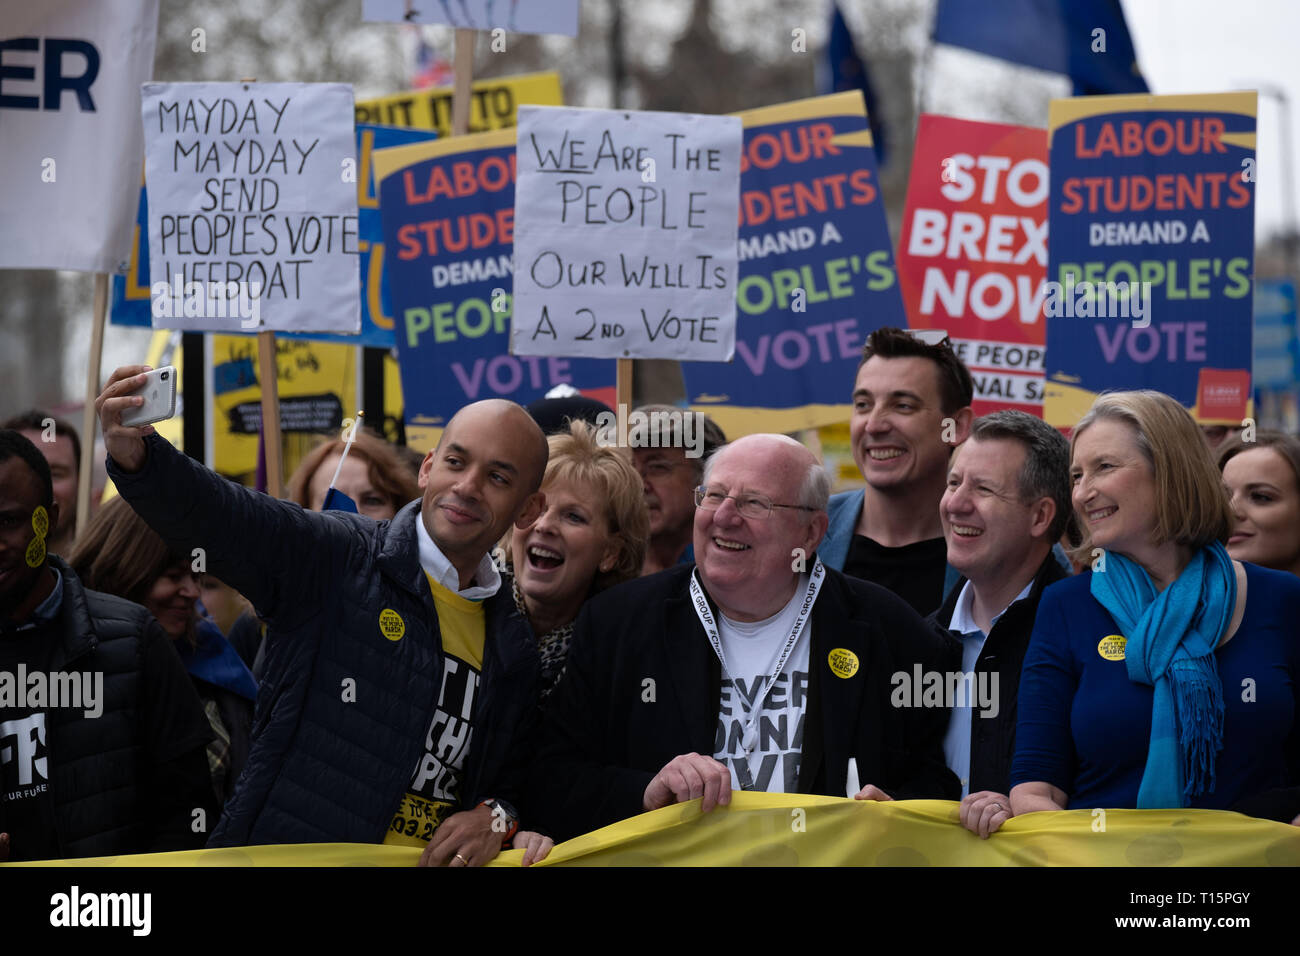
[140,81,361,334]
[511,105,742,362]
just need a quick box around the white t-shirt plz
[712,577,812,793]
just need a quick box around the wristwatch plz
[477,797,519,845]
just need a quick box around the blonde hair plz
[1070,390,1233,557]
[509,419,648,592]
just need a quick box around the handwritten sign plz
[898,115,1048,415]
[373,129,616,451]
[1044,91,1256,426]
[362,0,579,37]
[140,81,360,333]
[115,73,563,342]
[511,105,742,362]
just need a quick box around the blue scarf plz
[1089,543,1235,808]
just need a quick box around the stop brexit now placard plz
[897,114,1048,416]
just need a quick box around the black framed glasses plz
[694,486,817,519]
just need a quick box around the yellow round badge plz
[31,505,49,539]
[1097,634,1127,661]
[379,609,406,642]
[828,648,860,679]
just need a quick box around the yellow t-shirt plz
[383,574,485,847]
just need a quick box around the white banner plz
[511,105,742,362]
[140,82,360,334]
[0,0,159,272]
[363,0,580,37]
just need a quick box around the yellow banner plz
[9,794,1296,866]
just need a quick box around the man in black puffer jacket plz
[99,367,549,867]
[0,431,214,862]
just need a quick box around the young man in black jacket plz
[533,434,959,844]
[99,366,551,866]
[0,430,214,861]
[927,411,1071,839]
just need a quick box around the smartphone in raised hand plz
[119,366,178,428]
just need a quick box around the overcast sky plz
[1119,0,1296,241]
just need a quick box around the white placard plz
[511,105,741,362]
[363,0,579,37]
[0,0,160,272]
[140,81,360,333]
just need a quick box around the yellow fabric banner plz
[9,794,1298,866]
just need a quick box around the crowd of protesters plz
[1,328,1298,864]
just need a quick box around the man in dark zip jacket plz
[925,411,1072,839]
[0,430,214,862]
[99,366,549,866]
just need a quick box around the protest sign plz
[115,73,563,341]
[898,115,1048,415]
[1044,91,1256,427]
[511,105,742,362]
[362,0,579,37]
[116,124,433,345]
[209,334,359,483]
[140,82,361,334]
[0,0,159,271]
[679,92,905,437]
[373,129,616,451]
[1253,278,1297,391]
[355,71,561,135]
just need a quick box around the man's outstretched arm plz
[99,365,352,627]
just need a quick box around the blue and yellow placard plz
[1044,92,1257,427]
[680,92,906,438]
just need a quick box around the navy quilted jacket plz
[108,435,539,847]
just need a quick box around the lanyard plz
[690,559,825,784]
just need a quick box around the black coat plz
[926,552,1068,797]
[109,435,539,846]
[0,558,214,859]
[532,563,960,842]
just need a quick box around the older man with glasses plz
[531,433,958,843]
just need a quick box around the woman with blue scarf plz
[1009,391,1300,822]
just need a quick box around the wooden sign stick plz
[77,272,109,533]
[451,29,476,137]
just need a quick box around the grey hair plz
[968,410,1072,541]
[699,446,830,518]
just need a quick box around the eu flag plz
[826,2,887,165]
[322,487,358,513]
[933,0,1148,96]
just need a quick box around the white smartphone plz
[120,366,178,428]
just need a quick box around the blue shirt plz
[943,578,1031,796]
[1011,563,1300,809]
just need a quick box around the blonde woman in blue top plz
[1010,391,1300,823]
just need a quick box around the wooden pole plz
[451,29,475,136]
[235,76,284,498]
[77,273,109,534]
[616,358,633,413]
[257,330,283,498]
